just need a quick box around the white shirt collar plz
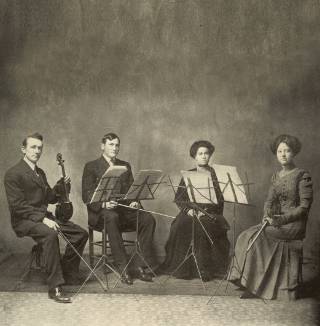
[102,154,116,166]
[23,156,37,171]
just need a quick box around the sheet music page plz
[124,169,163,200]
[212,164,248,204]
[89,165,127,203]
[181,170,217,204]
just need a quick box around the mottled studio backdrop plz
[0,0,319,263]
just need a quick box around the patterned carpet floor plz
[1,292,319,326]
[1,253,320,325]
[0,252,241,296]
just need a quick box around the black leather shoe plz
[48,287,72,303]
[121,271,133,285]
[240,290,257,299]
[137,267,153,282]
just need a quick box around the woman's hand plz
[263,216,282,227]
[187,209,196,217]
[43,217,60,231]
[264,217,274,225]
[271,214,284,226]
[262,215,270,223]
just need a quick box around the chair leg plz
[102,229,108,277]
[34,244,43,269]
[15,248,38,290]
[19,251,36,283]
[89,228,94,268]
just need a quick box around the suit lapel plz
[97,156,110,179]
[20,160,45,189]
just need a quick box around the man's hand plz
[102,201,118,209]
[129,201,140,209]
[43,217,60,231]
[64,175,71,184]
[197,211,205,219]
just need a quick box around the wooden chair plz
[285,239,304,300]
[88,225,135,268]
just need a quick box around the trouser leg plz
[99,209,127,270]
[121,209,156,267]
[57,219,89,277]
[27,223,64,289]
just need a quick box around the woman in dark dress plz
[229,135,313,300]
[159,140,230,281]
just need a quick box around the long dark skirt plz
[159,211,230,280]
[228,224,303,300]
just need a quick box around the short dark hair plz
[270,134,302,155]
[189,140,215,158]
[101,132,120,144]
[22,133,43,147]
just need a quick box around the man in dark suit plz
[82,132,156,284]
[4,133,88,303]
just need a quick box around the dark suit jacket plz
[4,159,60,237]
[82,156,134,227]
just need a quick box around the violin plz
[55,153,73,222]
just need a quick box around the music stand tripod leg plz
[133,209,159,279]
[113,250,135,288]
[73,255,106,300]
[189,213,207,292]
[57,230,108,296]
[207,203,243,303]
[161,248,193,285]
[14,250,36,290]
[161,215,207,292]
[113,208,159,288]
[100,215,123,287]
[112,208,141,288]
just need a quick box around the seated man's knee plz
[100,210,120,224]
[82,229,89,241]
[140,212,156,228]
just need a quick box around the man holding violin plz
[82,132,156,284]
[4,133,88,303]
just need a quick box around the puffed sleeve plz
[276,171,313,225]
[263,174,277,219]
[298,172,313,209]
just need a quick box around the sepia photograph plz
[0,1,319,325]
